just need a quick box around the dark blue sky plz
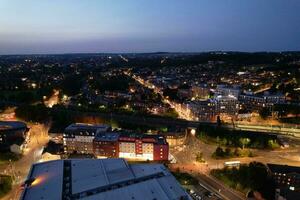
[0,0,300,54]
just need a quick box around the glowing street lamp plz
[190,129,196,136]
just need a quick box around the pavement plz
[0,123,49,200]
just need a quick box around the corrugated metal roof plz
[21,158,191,200]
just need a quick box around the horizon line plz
[1,50,300,57]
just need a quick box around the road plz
[1,123,49,200]
[227,123,300,138]
[169,163,245,200]
[197,173,244,200]
[169,134,300,200]
[125,70,300,137]
[169,135,246,200]
[125,71,195,120]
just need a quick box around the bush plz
[267,139,280,149]
[259,107,271,119]
[195,152,205,163]
[172,172,198,185]
[0,152,21,162]
[197,125,279,149]
[212,147,254,159]
[211,162,275,200]
[15,104,50,122]
[0,175,12,197]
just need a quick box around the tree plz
[234,148,242,157]
[239,138,250,149]
[259,107,271,119]
[211,161,275,200]
[217,115,221,126]
[267,139,279,149]
[0,175,12,197]
[15,104,49,122]
[195,152,205,163]
[216,136,220,145]
[60,74,83,96]
[225,147,232,156]
[215,146,224,157]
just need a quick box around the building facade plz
[191,84,210,99]
[93,132,119,158]
[64,124,169,161]
[239,93,285,111]
[63,123,111,154]
[188,99,217,121]
[268,164,300,191]
[117,133,169,161]
[161,132,187,147]
[268,164,300,200]
[215,95,239,117]
[215,85,241,98]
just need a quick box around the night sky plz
[0,0,300,54]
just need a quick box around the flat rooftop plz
[267,163,300,174]
[94,132,120,142]
[119,133,168,145]
[65,123,111,135]
[0,121,27,131]
[20,159,190,200]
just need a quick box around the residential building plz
[63,123,111,154]
[63,124,169,161]
[188,99,217,121]
[215,85,241,98]
[93,132,119,158]
[118,133,169,161]
[267,164,300,200]
[239,92,285,110]
[268,164,300,190]
[215,95,239,117]
[160,131,187,147]
[191,84,210,99]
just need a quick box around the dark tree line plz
[197,124,279,149]
[211,162,275,200]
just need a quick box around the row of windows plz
[64,132,95,136]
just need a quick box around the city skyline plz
[1,0,300,54]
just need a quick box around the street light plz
[191,129,196,136]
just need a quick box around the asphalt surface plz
[1,123,49,200]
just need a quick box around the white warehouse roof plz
[20,158,191,200]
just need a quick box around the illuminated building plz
[95,132,169,161]
[239,92,285,110]
[268,164,300,190]
[63,123,111,154]
[20,159,191,200]
[160,131,187,147]
[215,95,239,117]
[215,85,241,98]
[267,164,300,200]
[191,84,210,99]
[93,132,119,158]
[187,99,217,121]
[64,124,169,161]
